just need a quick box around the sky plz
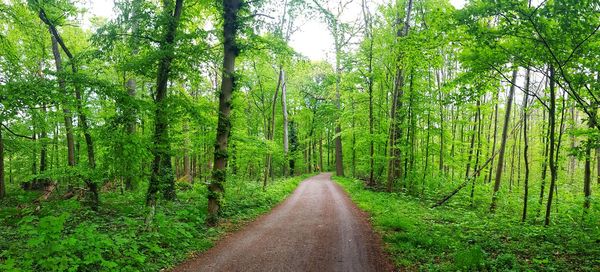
[82,0,466,61]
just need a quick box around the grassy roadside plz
[334,176,600,271]
[0,174,310,272]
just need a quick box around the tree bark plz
[490,68,517,212]
[208,0,241,225]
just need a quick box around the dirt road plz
[173,173,394,272]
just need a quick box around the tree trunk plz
[49,31,75,168]
[597,147,600,185]
[0,127,4,199]
[386,0,413,192]
[490,68,517,212]
[522,68,530,222]
[468,100,481,204]
[208,0,240,225]
[263,68,283,190]
[146,0,184,207]
[183,120,192,182]
[281,70,289,176]
[41,11,98,209]
[125,77,136,190]
[544,65,558,226]
[487,89,499,184]
[436,70,445,173]
[362,0,375,186]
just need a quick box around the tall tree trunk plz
[583,123,592,213]
[41,11,98,209]
[387,0,413,192]
[319,135,324,172]
[281,70,289,176]
[469,98,483,205]
[544,66,558,226]
[208,0,240,225]
[597,147,600,185]
[436,70,445,173]
[263,68,283,190]
[146,0,184,208]
[351,97,356,177]
[125,77,137,190]
[183,120,192,182]
[333,22,345,177]
[490,68,517,212]
[522,68,531,222]
[0,127,4,199]
[487,89,499,184]
[49,31,75,168]
[362,0,375,185]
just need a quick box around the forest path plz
[172,173,394,272]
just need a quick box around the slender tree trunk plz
[386,0,413,191]
[597,147,600,185]
[183,120,191,182]
[281,70,289,176]
[544,66,558,226]
[208,0,240,225]
[0,127,4,199]
[125,77,137,190]
[436,70,445,173]
[264,68,283,190]
[522,68,531,222]
[487,89,499,184]
[468,100,481,204]
[583,125,592,213]
[362,0,375,185]
[319,136,324,172]
[41,12,98,209]
[490,68,517,212]
[49,31,75,168]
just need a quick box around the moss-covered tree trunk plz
[208,0,241,225]
[146,0,185,208]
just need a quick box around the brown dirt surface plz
[172,173,395,272]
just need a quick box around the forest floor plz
[172,173,394,272]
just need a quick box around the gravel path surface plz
[173,173,394,272]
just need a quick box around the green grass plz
[0,174,310,272]
[334,176,600,271]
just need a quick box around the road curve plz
[173,173,394,272]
